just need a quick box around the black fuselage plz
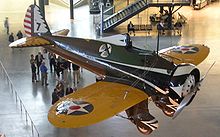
[44,35,176,96]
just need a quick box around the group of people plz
[30,50,81,87]
[8,30,23,43]
[29,50,81,105]
[30,52,48,86]
[52,81,77,105]
[4,17,23,42]
[48,52,81,86]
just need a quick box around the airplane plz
[9,4,210,135]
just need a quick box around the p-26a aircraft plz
[10,4,210,135]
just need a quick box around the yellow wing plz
[159,44,209,65]
[48,81,148,128]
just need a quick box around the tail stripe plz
[24,20,31,24]
[24,5,33,37]
[24,29,31,34]
[24,22,31,27]
[24,25,32,30]
[25,14,31,18]
[24,16,31,22]
[25,30,32,36]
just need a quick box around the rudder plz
[24,4,51,37]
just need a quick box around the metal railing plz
[0,61,40,137]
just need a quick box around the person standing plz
[16,30,23,39]
[72,63,80,87]
[157,21,165,35]
[8,33,14,43]
[40,62,48,86]
[125,33,132,48]
[51,88,60,105]
[48,53,56,72]
[30,54,37,82]
[127,21,135,36]
[60,60,69,83]
[4,17,9,35]
[66,85,74,95]
[55,59,62,79]
[35,52,44,79]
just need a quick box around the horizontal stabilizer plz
[159,44,209,65]
[9,37,52,48]
[52,29,69,36]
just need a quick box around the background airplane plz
[9,4,210,135]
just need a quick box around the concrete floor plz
[0,1,220,137]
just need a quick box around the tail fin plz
[24,4,51,37]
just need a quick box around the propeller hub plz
[182,75,196,97]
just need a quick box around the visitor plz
[30,54,37,82]
[127,21,135,36]
[40,62,48,86]
[35,52,44,79]
[8,33,14,43]
[125,33,132,48]
[16,30,23,39]
[4,17,9,35]
[72,63,80,87]
[48,52,56,72]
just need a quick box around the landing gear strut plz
[125,100,159,135]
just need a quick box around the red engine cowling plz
[126,100,159,135]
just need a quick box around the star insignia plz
[99,44,112,58]
[56,100,94,115]
[67,101,91,115]
[172,46,199,54]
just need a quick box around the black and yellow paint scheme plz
[9,4,210,135]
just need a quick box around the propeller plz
[172,83,198,119]
[172,61,216,119]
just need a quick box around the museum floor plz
[0,1,220,137]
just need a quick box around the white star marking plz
[67,102,91,115]
[99,44,112,58]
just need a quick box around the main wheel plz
[136,124,153,135]
[162,108,175,117]
[135,120,153,135]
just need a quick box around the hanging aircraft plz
[9,4,211,135]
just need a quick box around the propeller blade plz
[200,61,216,82]
[172,90,196,119]
[172,62,215,119]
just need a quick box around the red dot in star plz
[181,48,189,51]
[69,106,81,110]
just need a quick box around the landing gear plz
[136,121,153,135]
[125,100,158,135]
[162,108,175,117]
[152,95,177,117]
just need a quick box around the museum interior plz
[0,0,220,137]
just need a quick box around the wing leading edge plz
[48,81,148,128]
